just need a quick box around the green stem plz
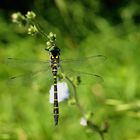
[65,75,105,140]
[65,75,85,116]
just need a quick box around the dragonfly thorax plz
[49,47,60,74]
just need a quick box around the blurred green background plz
[0,0,140,140]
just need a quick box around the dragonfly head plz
[49,46,60,59]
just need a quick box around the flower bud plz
[26,11,36,20]
[28,25,38,35]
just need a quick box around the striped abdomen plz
[52,65,59,126]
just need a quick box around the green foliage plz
[0,1,140,140]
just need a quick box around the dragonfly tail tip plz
[54,115,59,126]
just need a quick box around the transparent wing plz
[60,54,106,71]
[6,58,49,64]
[1,57,53,88]
[61,54,106,63]
[59,68,103,86]
[5,66,54,91]
[1,57,49,69]
[60,55,106,69]
[59,54,106,84]
[9,68,49,80]
[1,57,50,80]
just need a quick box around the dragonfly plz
[3,46,106,126]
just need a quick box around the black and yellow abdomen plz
[52,68,59,125]
[50,47,60,126]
